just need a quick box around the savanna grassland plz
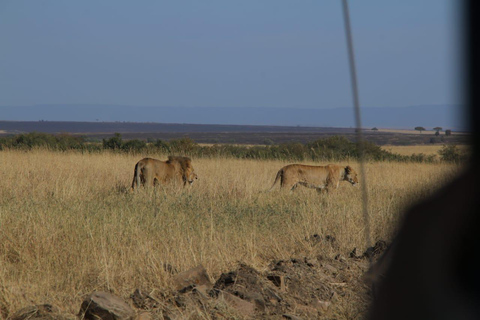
[382,144,470,156]
[0,149,463,319]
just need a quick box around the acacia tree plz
[371,127,379,132]
[414,126,426,134]
[433,127,443,132]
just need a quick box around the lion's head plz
[168,156,198,186]
[186,169,198,185]
[184,165,198,185]
[344,166,359,186]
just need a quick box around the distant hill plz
[0,104,466,130]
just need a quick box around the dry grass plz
[383,144,470,156]
[0,149,462,318]
[383,145,445,156]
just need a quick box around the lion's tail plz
[267,168,283,192]
[131,162,142,191]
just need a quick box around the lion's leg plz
[325,176,340,192]
[279,180,297,191]
[289,183,299,192]
[131,163,143,191]
[316,187,327,194]
[279,175,297,192]
[324,183,340,193]
[144,174,155,188]
[131,173,137,191]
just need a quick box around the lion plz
[131,156,198,191]
[268,163,358,193]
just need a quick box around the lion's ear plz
[345,166,351,173]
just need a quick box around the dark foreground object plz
[368,0,480,318]
[368,165,480,319]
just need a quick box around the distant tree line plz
[0,132,468,163]
[413,126,453,136]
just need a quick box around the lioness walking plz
[131,156,198,191]
[268,164,358,193]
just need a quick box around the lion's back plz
[137,158,171,177]
[325,164,342,174]
[283,164,330,183]
[167,156,193,171]
[305,165,332,184]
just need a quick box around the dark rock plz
[216,290,255,317]
[350,247,361,259]
[282,314,304,320]
[78,291,135,320]
[130,289,158,310]
[135,311,152,320]
[363,240,388,259]
[267,274,286,292]
[172,265,212,291]
[9,304,64,320]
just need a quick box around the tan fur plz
[268,164,358,193]
[131,156,198,191]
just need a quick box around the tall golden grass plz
[0,149,461,318]
[383,144,470,156]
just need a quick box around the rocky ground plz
[7,239,388,320]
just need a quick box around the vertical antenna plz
[341,0,372,249]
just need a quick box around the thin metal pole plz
[341,0,372,249]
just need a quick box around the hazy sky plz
[0,1,462,110]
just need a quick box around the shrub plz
[409,153,436,163]
[13,132,57,149]
[154,139,171,153]
[438,144,465,163]
[263,138,274,145]
[102,133,123,150]
[0,132,87,151]
[121,139,147,152]
[1,132,459,164]
[169,137,198,155]
[307,136,355,160]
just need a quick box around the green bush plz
[121,139,147,152]
[0,132,87,151]
[438,144,466,163]
[409,153,436,163]
[102,133,123,150]
[154,139,171,153]
[1,132,466,164]
[168,137,198,154]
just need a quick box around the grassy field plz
[383,144,470,156]
[0,149,462,319]
[382,145,444,156]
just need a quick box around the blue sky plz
[0,1,462,111]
